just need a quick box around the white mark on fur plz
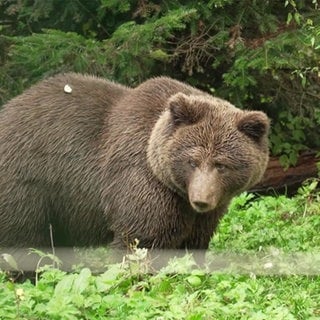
[64,84,73,94]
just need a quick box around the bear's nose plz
[192,201,210,212]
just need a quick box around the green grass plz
[1,180,320,319]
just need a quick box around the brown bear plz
[0,73,269,251]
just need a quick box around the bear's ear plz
[168,93,205,126]
[237,111,270,143]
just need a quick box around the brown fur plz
[0,73,269,250]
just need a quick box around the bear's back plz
[0,73,129,148]
[0,73,130,247]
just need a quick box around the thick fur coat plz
[0,73,270,249]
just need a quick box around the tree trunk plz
[250,151,319,194]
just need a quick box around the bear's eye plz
[215,163,228,173]
[188,159,198,169]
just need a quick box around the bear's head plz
[147,92,270,213]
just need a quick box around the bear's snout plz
[188,168,221,213]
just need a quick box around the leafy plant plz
[1,0,320,162]
[269,112,314,167]
[211,179,320,253]
[0,180,320,319]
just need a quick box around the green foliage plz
[270,112,314,167]
[1,268,319,320]
[0,0,105,36]
[211,179,320,253]
[0,30,107,93]
[1,181,320,319]
[1,0,320,161]
[104,8,198,82]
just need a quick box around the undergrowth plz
[0,180,319,319]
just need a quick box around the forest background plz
[0,0,319,168]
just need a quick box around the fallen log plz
[250,151,319,194]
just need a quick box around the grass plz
[0,179,320,319]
